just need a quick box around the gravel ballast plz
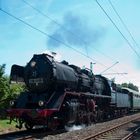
[43,113,140,140]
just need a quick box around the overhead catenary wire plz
[22,0,89,56]
[108,0,140,50]
[0,8,110,68]
[100,61,119,74]
[95,0,140,59]
[22,0,118,62]
[95,0,140,84]
[93,0,139,84]
[0,3,130,86]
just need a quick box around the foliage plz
[0,64,5,77]
[0,64,25,111]
[10,83,26,98]
[121,82,139,92]
[0,64,10,101]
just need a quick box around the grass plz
[0,119,17,133]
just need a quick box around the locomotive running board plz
[65,91,111,99]
[47,91,111,111]
[85,92,111,99]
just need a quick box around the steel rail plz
[0,127,66,140]
[82,116,140,140]
[122,126,140,140]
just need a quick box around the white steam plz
[65,124,86,132]
[43,50,62,61]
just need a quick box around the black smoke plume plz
[47,12,105,48]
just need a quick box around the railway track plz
[0,130,32,140]
[0,128,66,140]
[0,129,42,140]
[82,117,140,140]
[1,113,140,140]
[122,126,140,140]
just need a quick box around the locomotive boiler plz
[7,53,113,130]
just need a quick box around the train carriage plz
[122,88,140,110]
[111,90,131,108]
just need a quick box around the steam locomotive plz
[7,53,140,130]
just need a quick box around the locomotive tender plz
[7,53,140,130]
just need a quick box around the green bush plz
[0,64,25,118]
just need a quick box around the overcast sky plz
[0,0,140,89]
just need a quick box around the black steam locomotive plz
[7,53,140,130]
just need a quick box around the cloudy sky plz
[0,0,140,89]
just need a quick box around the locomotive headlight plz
[10,100,14,106]
[38,100,44,106]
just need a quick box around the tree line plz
[121,83,139,92]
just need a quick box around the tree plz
[10,83,26,98]
[121,82,139,92]
[0,64,25,110]
[0,64,10,101]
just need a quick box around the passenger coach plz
[122,87,140,110]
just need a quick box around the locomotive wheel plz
[83,115,89,125]
[90,114,96,123]
[25,123,33,130]
[96,110,103,122]
[48,117,60,131]
[50,122,58,131]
